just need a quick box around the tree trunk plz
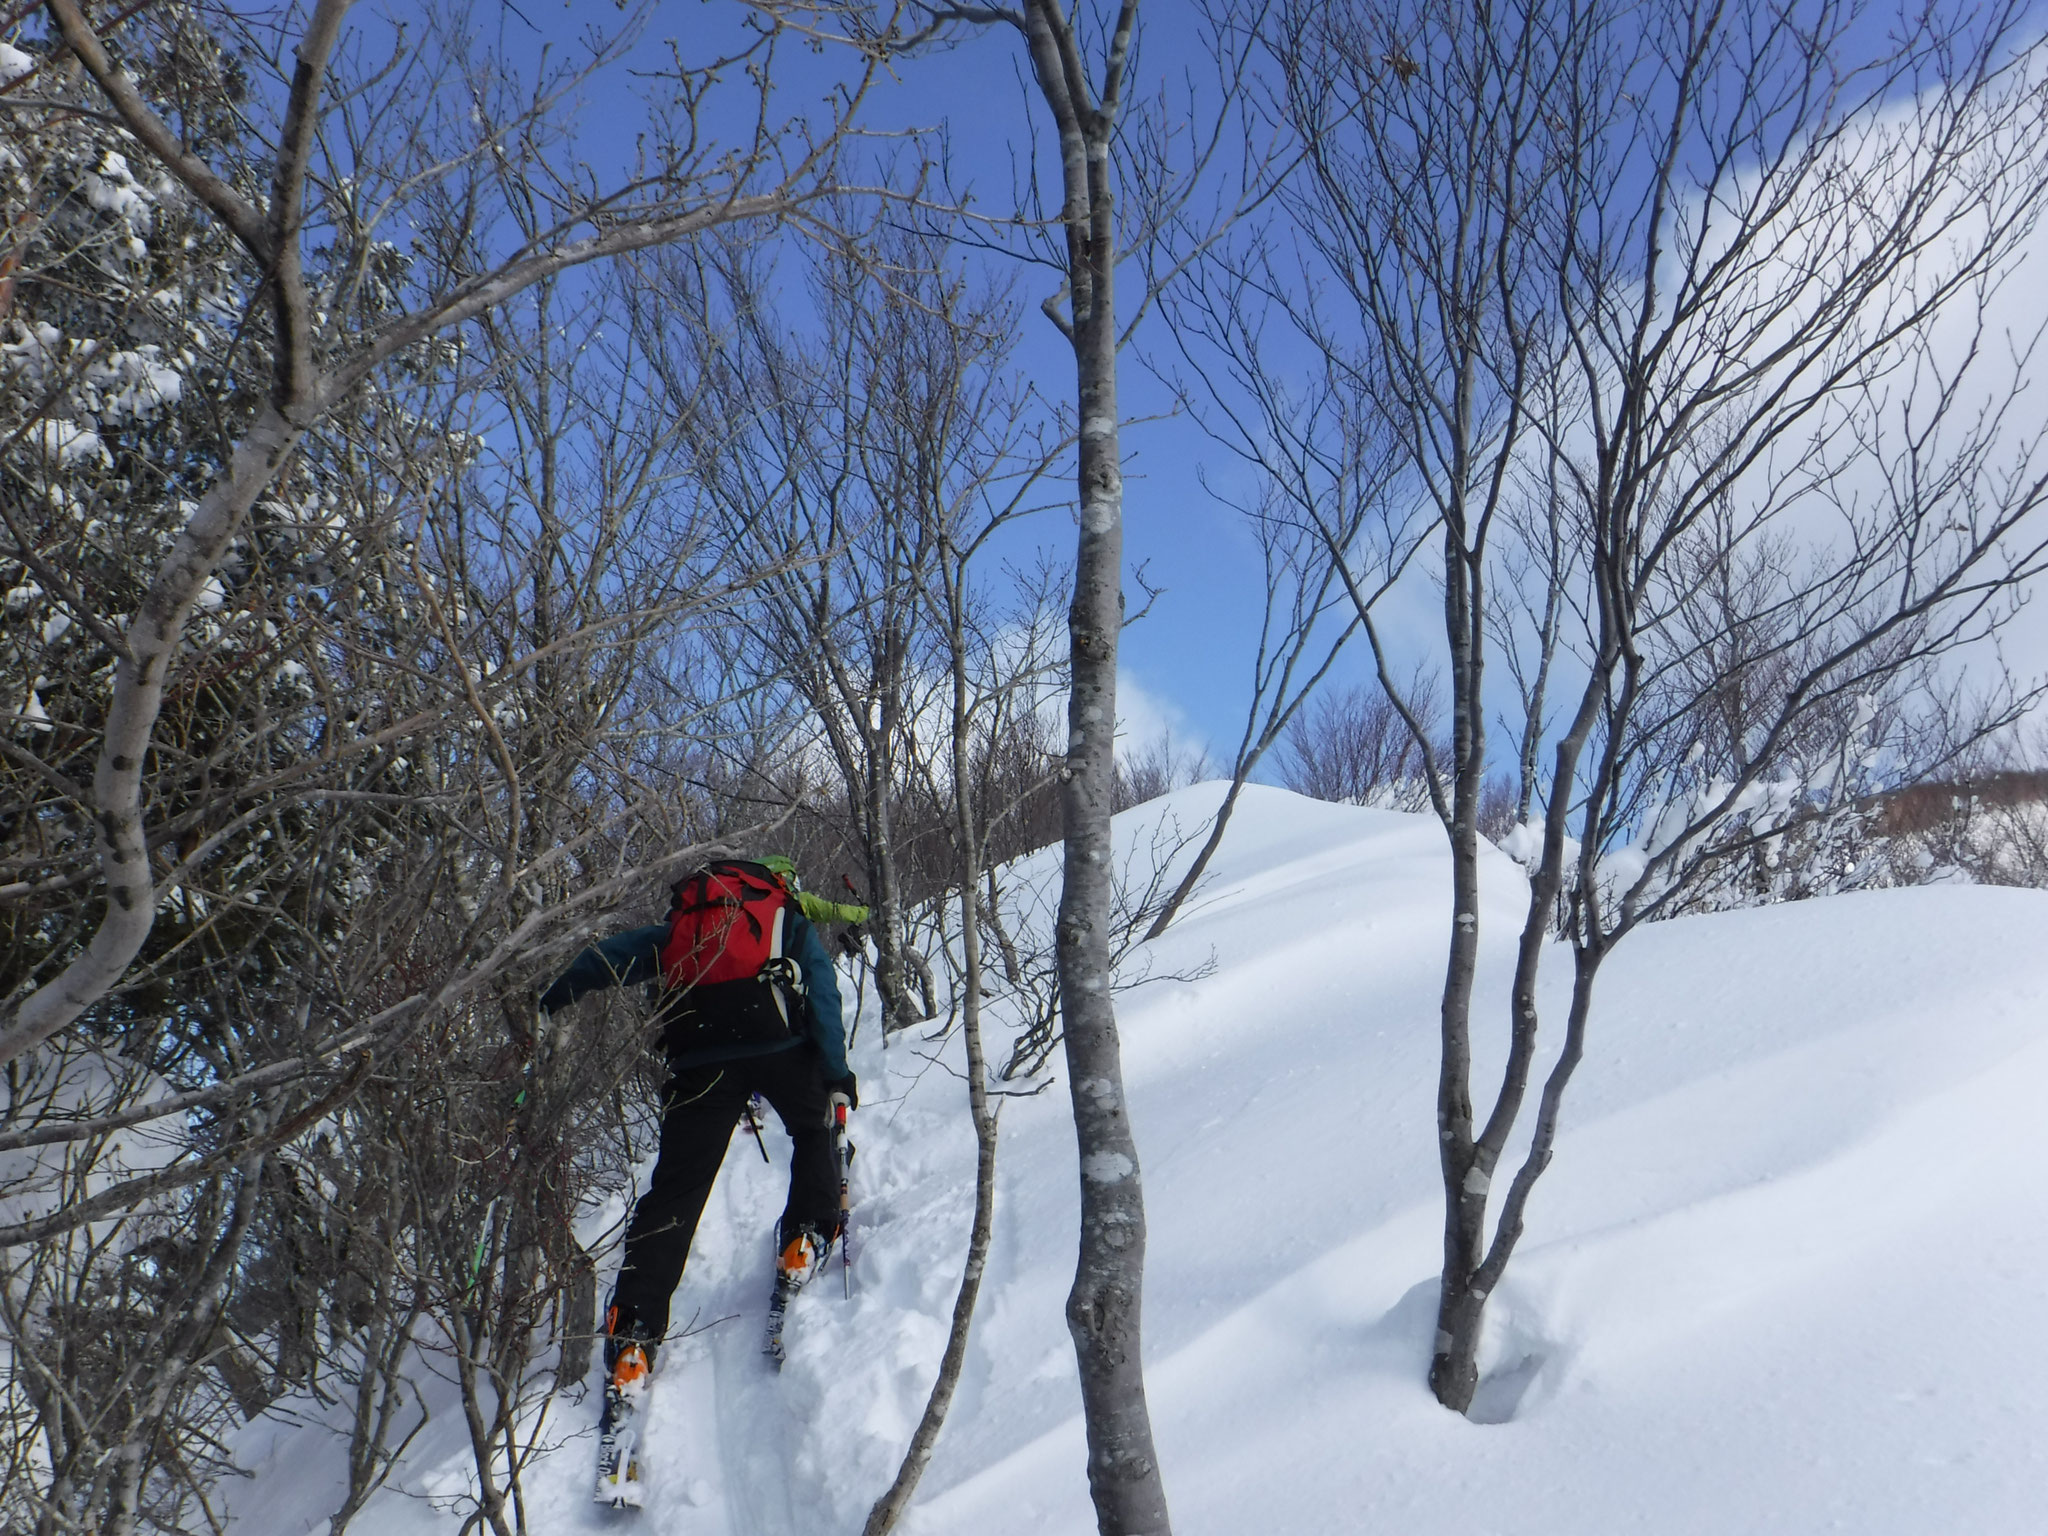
[1024,0,1172,1523]
[1433,637,1608,1411]
[985,867,1026,988]
[0,404,305,1064]
[1428,540,1489,1412]
[1141,777,1239,943]
[864,769,914,1030]
[1058,366,1169,1526]
[863,637,1001,1535]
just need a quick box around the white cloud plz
[1031,668,1210,769]
[1113,669,1207,766]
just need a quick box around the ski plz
[594,1339,652,1509]
[593,1381,647,1508]
[763,1272,800,1368]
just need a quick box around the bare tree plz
[0,7,884,1517]
[1279,674,1442,810]
[860,252,1063,1536]
[1,0,902,1066]
[1113,730,1211,810]
[897,3,1178,1524]
[1255,0,2048,1416]
[646,225,974,1033]
[1145,168,1425,935]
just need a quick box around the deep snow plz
[227,784,2048,1534]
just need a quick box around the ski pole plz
[834,1103,853,1297]
[744,1093,771,1164]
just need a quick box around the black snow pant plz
[608,1046,837,1349]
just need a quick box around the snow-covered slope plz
[229,785,2048,1535]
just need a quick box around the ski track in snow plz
[223,785,2048,1535]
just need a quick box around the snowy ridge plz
[228,785,2048,1534]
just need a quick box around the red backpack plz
[657,861,805,1050]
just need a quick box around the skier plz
[536,853,866,1504]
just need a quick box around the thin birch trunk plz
[862,598,1000,1536]
[1016,1,1172,1526]
[864,760,913,1029]
[1427,539,1489,1410]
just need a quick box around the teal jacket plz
[537,907,849,1079]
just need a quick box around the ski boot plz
[595,1306,655,1509]
[762,1225,827,1368]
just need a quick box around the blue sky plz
[839,7,1326,761]
[453,0,1368,766]
[412,0,2048,779]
